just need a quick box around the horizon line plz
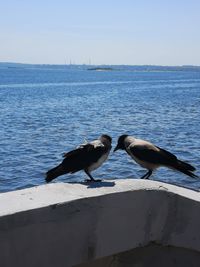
[0,61,200,67]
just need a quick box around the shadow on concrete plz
[86,181,116,189]
[69,180,116,188]
[75,243,200,267]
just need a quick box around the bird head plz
[114,135,128,152]
[100,134,112,144]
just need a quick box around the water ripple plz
[0,69,200,192]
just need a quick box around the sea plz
[0,64,200,193]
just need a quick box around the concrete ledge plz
[0,179,200,267]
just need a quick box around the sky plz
[0,0,200,65]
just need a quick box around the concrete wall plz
[0,179,200,267]
[77,244,200,267]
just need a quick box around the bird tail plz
[45,164,66,183]
[174,160,198,179]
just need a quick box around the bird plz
[114,135,198,180]
[45,134,112,183]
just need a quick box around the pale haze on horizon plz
[0,0,200,66]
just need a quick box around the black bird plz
[46,134,112,183]
[114,135,198,180]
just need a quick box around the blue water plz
[0,66,200,193]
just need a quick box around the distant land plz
[0,62,200,72]
[88,67,114,71]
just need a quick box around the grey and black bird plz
[46,134,112,183]
[114,135,198,180]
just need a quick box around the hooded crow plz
[114,135,198,179]
[46,134,112,183]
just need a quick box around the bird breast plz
[130,154,159,170]
[87,152,110,172]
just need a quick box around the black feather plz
[46,142,109,182]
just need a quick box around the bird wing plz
[62,143,109,173]
[156,146,177,161]
[129,144,178,166]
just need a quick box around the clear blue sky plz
[0,0,200,65]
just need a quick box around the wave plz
[0,78,200,89]
[0,81,134,89]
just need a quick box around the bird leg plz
[84,170,101,182]
[140,170,152,179]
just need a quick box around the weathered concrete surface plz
[77,244,200,267]
[0,179,200,267]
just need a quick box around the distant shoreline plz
[87,67,114,71]
[0,62,200,72]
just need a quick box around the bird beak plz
[113,145,119,152]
